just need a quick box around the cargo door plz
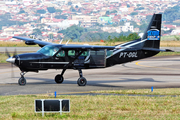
[89,50,106,68]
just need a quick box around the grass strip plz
[91,88,180,95]
[1,88,180,119]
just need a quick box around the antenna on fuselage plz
[66,40,69,45]
[59,39,63,44]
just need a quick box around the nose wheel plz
[55,74,64,83]
[18,73,26,86]
[18,77,26,85]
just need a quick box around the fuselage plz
[11,43,159,72]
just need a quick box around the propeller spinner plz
[5,48,17,64]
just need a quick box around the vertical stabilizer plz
[142,14,162,49]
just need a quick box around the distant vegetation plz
[163,5,180,24]
[0,13,27,30]
[58,25,140,42]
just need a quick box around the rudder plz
[142,14,162,49]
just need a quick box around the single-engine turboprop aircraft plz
[6,14,172,86]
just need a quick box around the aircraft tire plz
[55,74,64,84]
[18,77,26,85]
[77,77,87,86]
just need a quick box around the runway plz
[0,56,180,95]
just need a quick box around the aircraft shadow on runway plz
[14,76,165,87]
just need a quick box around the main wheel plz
[77,77,87,86]
[18,77,26,86]
[55,74,64,84]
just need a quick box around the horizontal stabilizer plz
[142,48,174,52]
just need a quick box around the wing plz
[61,44,114,50]
[61,44,131,50]
[13,36,131,50]
[13,36,55,47]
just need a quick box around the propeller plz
[5,48,11,58]
[5,48,17,78]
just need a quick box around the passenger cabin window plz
[81,51,89,56]
[68,50,75,56]
[106,50,113,57]
[68,50,89,57]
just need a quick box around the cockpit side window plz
[37,45,60,57]
[80,51,89,56]
[56,50,65,57]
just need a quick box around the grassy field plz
[1,88,180,119]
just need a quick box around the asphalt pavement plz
[0,56,180,95]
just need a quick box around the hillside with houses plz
[0,0,179,42]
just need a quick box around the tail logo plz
[147,29,160,40]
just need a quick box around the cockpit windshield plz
[37,45,59,56]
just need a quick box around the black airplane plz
[6,14,172,86]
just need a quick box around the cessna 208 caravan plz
[6,14,172,86]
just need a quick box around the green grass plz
[1,89,180,119]
[92,88,180,95]
[156,51,180,57]
[0,41,38,47]
[161,35,180,41]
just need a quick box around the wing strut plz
[62,50,85,74]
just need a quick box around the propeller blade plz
[13,49,17,57]
[11,63,15,78]
[5,48,11,58]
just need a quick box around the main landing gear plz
[77,69,87,86]
[54,69,87,86]
[18,72,27,85]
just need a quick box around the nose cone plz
[6,57,15,64]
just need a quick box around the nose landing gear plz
[18,72,27,85]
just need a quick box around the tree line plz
[58,25,140,42]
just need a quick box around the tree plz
[56,9,62,13]
[127,33,140,40]
[163,5,180,22]
[58,25,86,41]
[32,29,42,35]
[135,7,144,10]
[111,10,117,14]
[130,12,138,16]
[139,23,147,32]
[37,9,46,14]
[75,5,78,8]
[105,11,110,15]
[68,1,72,6]
[49,34,54,39]
[19,8,25,14]
[70,6,76,12]
[137,4,141,7]
[47,7,56,13]
[54,15,67,19]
